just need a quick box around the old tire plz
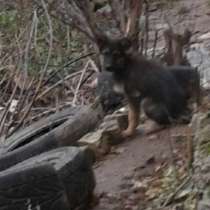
[0,106,81,154]
[0,163,70,210]
[4,146,96,210]
[0,104,102,171]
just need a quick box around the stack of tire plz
[0,107,96,210]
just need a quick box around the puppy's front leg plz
[121,96,140,138]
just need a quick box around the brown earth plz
[93,125,189,210]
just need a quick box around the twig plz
[50,12,95,43]
[125,0,142,36]
[73,0,98,38]
[28,108,57,122]
[79,70,95,89]
[9,0,53,136]
[6,77,35,137]
[144,0,149,57]
[22,10,37,87]
[72,60,90,106]
[140,36,144,55]
[0,65,15,73]
[108,0,125,33]
[89,58,99,72]
[0,83,18,136]
[186,126,193,173]
[0,72,8,87]
[0,21,31,67]
[66,25,71,53]
[162,176,191,207]
[37,70,82,100]
[152,30,158,58]
[12,11,38,128]
[168,126,178,182]
[33,10,39,48]
[2,71,16,101]
[42,52,94,87]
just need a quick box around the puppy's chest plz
[113,81,141,97]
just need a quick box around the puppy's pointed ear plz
[120,37,132,50]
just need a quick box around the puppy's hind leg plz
[142,98,171,134]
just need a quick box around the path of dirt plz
[93,126,188,210]
[95,126,184,193]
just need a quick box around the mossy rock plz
[200,111,210,129]
[198,125,210,155]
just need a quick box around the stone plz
[99,118,118,131]
[201,157,210,173]
[117,114,128,130]
[155,23,169,30]
[198,125,210,149]
[97,4,111,15]
[78,130,111,159]
[199,112,210,129]
[131,180,148,192]
[198,200,210,210]
[187,43,210,88]
[99,107,128,131]
[190,113,203,134]
[171,134,188,143]
[198,32,210,41]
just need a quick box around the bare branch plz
[0,82,18,136]
[10,0,53,135]
[144,0,149,56]
[163,28,192,65]
[72,60,90,106]
[108,0,126,33]
[42,52,95,88]
[37,70,83,100]
[125,0,143,37]
[152,30,158,58]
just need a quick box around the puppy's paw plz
[121,128,136,138]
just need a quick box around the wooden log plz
[0,100,103,171]
[1,146,95,210]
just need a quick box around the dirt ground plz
[92,0,210,209]
[95,126,186,193]
[93,126,188,210]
